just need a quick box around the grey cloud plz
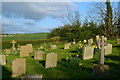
[24,20,35,25]
[2,16,56,34]
[2,2,76,20]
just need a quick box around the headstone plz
[83,40,87,43]
[11,40,16,52]
[45,53,57,68]
[83,46,94,60]
[88,38,93,45]
[20,46,29,57]
[105,44,112,55]
[26,44,33,53]
[117,38,120,44]
[96,35,99,42]
[90,38,93,44]
[64,43,70,49]
[0,55,6,65]
[12,58,26,77]
[21,74,42,80]
[93,36,109,76]
[5,49,11,54]
[34,50,43,60]
[50,45,57,49]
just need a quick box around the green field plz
[2,39,120,79]
[2,33,49,41]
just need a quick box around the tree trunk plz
[106,0,113,37]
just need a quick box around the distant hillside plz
[2,33,49,41]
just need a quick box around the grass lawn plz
[1,39,120,79]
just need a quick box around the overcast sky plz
[1,2,106,34]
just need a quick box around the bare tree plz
[61,10,81,27]
[88,1,118,37]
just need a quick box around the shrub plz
[48,21,102,42]
[65,54,80,69]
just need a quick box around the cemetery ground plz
[1,37,120,79]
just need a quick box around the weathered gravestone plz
[11,40,16,52]
[45,53,57,68]
[117,38,120,44]
[12,58,26,77]
[50,45,57,49]
[5,49,11,54]
[20,46,29,57]
[83,46,94,60]
[88,38,93,45]
[64,43,70,49]
[0,55,6,65]
[105,44,112,55]
[93,36,109,76]
[21,74,42,80]
[26,44,33,53]
[34,50,43,60]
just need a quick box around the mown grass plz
[2,39,120,79]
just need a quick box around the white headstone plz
[105,44,112,55]
[83,46,94,60]
[45,53,57,68]
[12,58,26,77]
[0,55,6,65]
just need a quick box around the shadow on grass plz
[91,60,120,78]
[112,45,120,47]
[105,62,120,69]
[2,65,19,80]
[105,55,120,61]
[60,47,64,49]
[39,60,45,67]
[57,60,94,78]
[31,56,34,59]
[69,50,77,53]
[61,58,66,62]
